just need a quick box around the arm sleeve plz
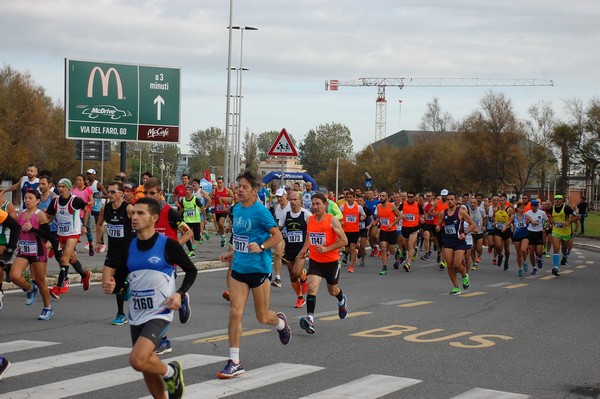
[165,238,197,294]
[30,223,53,241]
[1,214,21,249]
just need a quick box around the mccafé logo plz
[87,66,124,99]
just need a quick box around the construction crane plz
[325,78,555,142]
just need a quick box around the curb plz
[572,242,600,254]
[1,259,227,292]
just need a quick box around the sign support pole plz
[280,159,285,188]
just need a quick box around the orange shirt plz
[341,203,360,233]
[434,200,449,226]
[401,201,421,228]
[377,202,397,232]
[307,213,339,263]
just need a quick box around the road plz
[0,236,599,398]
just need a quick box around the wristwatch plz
[260,244,266,251]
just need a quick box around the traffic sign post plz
[267,129,298,187]
[65,59,181,143]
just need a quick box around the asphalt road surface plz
[1,238,599,398]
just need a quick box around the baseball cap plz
[554,194,564,199]
[440,189,449,196]
[276,188,286,196]
[531,200,539,206]
[86,168,96,174]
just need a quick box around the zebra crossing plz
[0,340,531,398]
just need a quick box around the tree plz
[548,123,579,195]
[419,97,455,132]
[299,122,353,177]
[242,130,259,174]
[256,130,297,161]
[187,127,225,177]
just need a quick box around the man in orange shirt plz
[339,190,366,273]
[375,192,402,276]
[297,192,348,335]
[396,191,425,272]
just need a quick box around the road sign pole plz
[280,159,285,187]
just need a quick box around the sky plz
[2,0,599,155]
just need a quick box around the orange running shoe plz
[294,297,306,308]
[222,290,230,301]
[348,265,355,273]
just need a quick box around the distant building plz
[259,157,304,176]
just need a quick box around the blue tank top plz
[513,213,528,239]
[38,193,57,232]
[442,207,465,247]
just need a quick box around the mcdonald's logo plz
[87,66,124,99]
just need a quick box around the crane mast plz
[325,78,554,142]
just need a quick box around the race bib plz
[184,209,196,218]
[216,204,224,212]
[309,232,326,246]
[287,230,303,243]
[58,222,71,234]
[19,240,37,255]
[107,223,125,238]
[345,214,357,223]
[495,223,505,230]
[131,290,156,311]
[515,220,527,228]
[379,218,390,226]
[444,224,457,235]
[425,214,434,221]
[554,222,566,229]
[233,234,249,253]
[405,214,416,222]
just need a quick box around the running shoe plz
[341,255,348,265]
[38,307,55,321]
[412,251,417,261]
[370,248,378,257]
[88,243,94,257]
[187,250,195,257]
[531,267,538,275]
[487,246,493,254]
[299,316,315,334]
[50,285,61,299]
[518,268,524,277]
[165,360,184,399]
[347,265,354,273]
[84,242,90,250]
[403,263,411,272]
[276,312,291,345]
[48,248,54,258]
[220,235,226,248]
[471,263,478,271]
[462,274,470,289]
[523,263,529,273]
[271,277,282,288]
[0,356,11,381]
[98,244,107,253]
[359,260,366,267]
[545,253,550,258]
[222,290,230,301]
[537,258,543,269]
[552,268,560,277]
[338,294,348,319]
[393,261,400,269]
[111,313,128,325]
[503,260,509,271]
[82,271,91,291]
[439,260,447,270]
[379,267,388,275]
[497,254,503,268]
[198,237,204,245]
[192,243,197,250]
[420,253,430,261]
[217,359,245,379]
[156,337,172,355]
[301,279,308,295]
[179,293,191,324]
[560,257,568,266]
[450,286,462,295]
[436,252,442,263]
[60,278,70,294]
[476,256,482,263]
[492,258,497,266]
[25,282,39,306]
[204,232,210,241]
[294,297,306,308]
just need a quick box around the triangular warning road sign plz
[267,128,298,157]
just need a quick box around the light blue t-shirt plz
[232,200,277,274]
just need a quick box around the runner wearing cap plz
[272,188,290,288]
[432,189,450,269]
[524,199,548,275]
[548,194,579,276]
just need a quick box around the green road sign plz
[65,59,180,143]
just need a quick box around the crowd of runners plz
[0,164,585,397]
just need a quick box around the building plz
[258,156,304,177]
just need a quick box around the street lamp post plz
[223,0,234,186]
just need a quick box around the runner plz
[86,168,108,252]
[339,190,366,273]
[97,181,134,326]
[173,174,190,205]
[211,177,234,247]
[493,197,512,271]
[217,170,290,379]
[364,190,380,257]
[45,178,92,299]
[37,176,61,267]
[548,194,579,276]
[0,178,18,298]
[509,201,529,276]
[374,192,402,275]
[356,196,372,267]
[468,196,487,270]
[9,190,54,320]
[436,192,476,295]
[272,188,290,288]
[298,192,348,334]
[103,197,196,399]
[486,195,500,264]
[192,178,212,242]
[421,192,436,261]
[0,164,40,210]
[301,181,315,211]
[524,199,548,275]
[179,185,206,257]
[396,191,425,272]
[432,189,450,268]
[279,190,311,308]
[72,174,95,256]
